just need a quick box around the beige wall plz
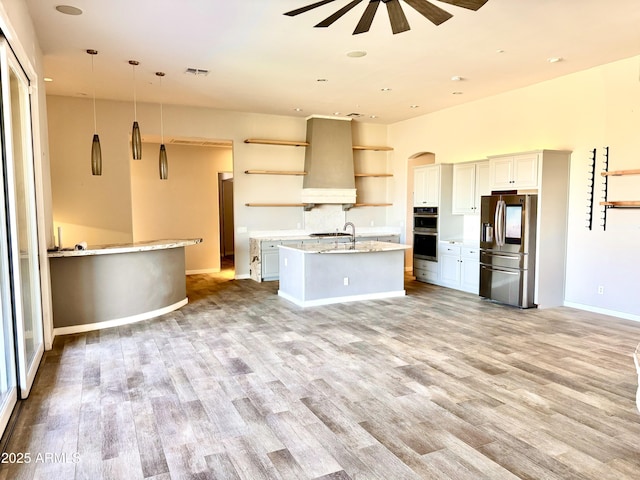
[131,143,232,273]
[390,55,640,319]
[46,97,394,276]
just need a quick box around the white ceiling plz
[25,0,640,125]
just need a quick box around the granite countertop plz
[279,240,410,254]
[249,228,401,242]
[48,238,202,258]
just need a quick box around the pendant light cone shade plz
[91,134,102,175]
[159,144,168,180]
[156,71,168,180]
[88,49,102,175]
[131,120,142,159]
[129,60,142,159]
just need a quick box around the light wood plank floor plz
[1,269,640,479]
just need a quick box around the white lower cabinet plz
[438,242,480,294]
[460,247,480,293]
[414,258,438,283]
[261,241,281,281]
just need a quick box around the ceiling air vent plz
[346,112,364,118]
[185,67,210,76]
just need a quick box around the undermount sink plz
[309,232,352,237]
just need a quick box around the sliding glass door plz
[0,37,44,406]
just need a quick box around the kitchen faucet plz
[343,222,355,247]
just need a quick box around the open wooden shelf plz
[355,173,393,177]
[354,203,392,206]
[245,203,306,207]
[245,170,306,175]
[244,139,308,147]
[601,169,640,177]
[600,201,640,207]
[352,145,393,151]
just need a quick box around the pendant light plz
[88,49,102,175]
[129,60,142,160]
[156,72,168,180]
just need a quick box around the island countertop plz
[279,240,409,254]
[47,238,202,258]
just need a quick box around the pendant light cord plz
[91,53,97,134]
[132,63,138,120]
[160,78,164,144]
[157,73,165,144]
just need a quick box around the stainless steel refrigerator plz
[479,194,537,308]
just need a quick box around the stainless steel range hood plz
[301,116,356,204]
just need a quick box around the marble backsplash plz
[303,204,347,233]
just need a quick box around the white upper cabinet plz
[489,152,539,190]
[414,165,440,206]
[452,161,490,214]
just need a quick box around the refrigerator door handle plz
[481,265,520,275]
[483,253,520,260]
[494,200,506,247]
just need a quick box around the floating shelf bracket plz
[601,146,609,231]
[586,148,596,230]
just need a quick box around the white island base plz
[278,241,410,307]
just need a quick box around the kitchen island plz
[48,238,201,335]
[278,240,410,307]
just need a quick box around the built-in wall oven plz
[413,206,438,261]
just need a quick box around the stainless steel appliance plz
[479,194,537,308]
[413,206,438,262]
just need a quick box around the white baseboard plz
[564,301,640,323]
[278,290,406,308]
[52,298,188,336]
[235,273,251,280]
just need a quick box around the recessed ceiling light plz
[547,57,563,63]
[451,76,464,82]
[44,77,53,82]
[452,91,463,95]
[369,115,378,119]
[316,78,328,82]
[294,108,303,112]
[55,5,83,15]
[346,51,367,58]
[410,105,420,109]
[380,87,391,92]
[496,49,505,54]
[333,112,341,115]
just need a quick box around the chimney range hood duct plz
[301,116,356,204]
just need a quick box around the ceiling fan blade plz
[435,0,489,11]
[354,0,381,35]
[403,0,452,25]
[284,0,336,17]
[385,0,410,34]
[316,0,364,27]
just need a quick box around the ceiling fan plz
[284,0,489,34]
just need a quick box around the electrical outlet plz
[598,285,604,295]
[343,277,349,286]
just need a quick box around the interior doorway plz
[218,172,234,272]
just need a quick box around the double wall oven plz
[413,206,438,261]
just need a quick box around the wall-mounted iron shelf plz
[600,201,640,207]
[599,168,640,207]
[244,170,307,175]
[601,169,640,177]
